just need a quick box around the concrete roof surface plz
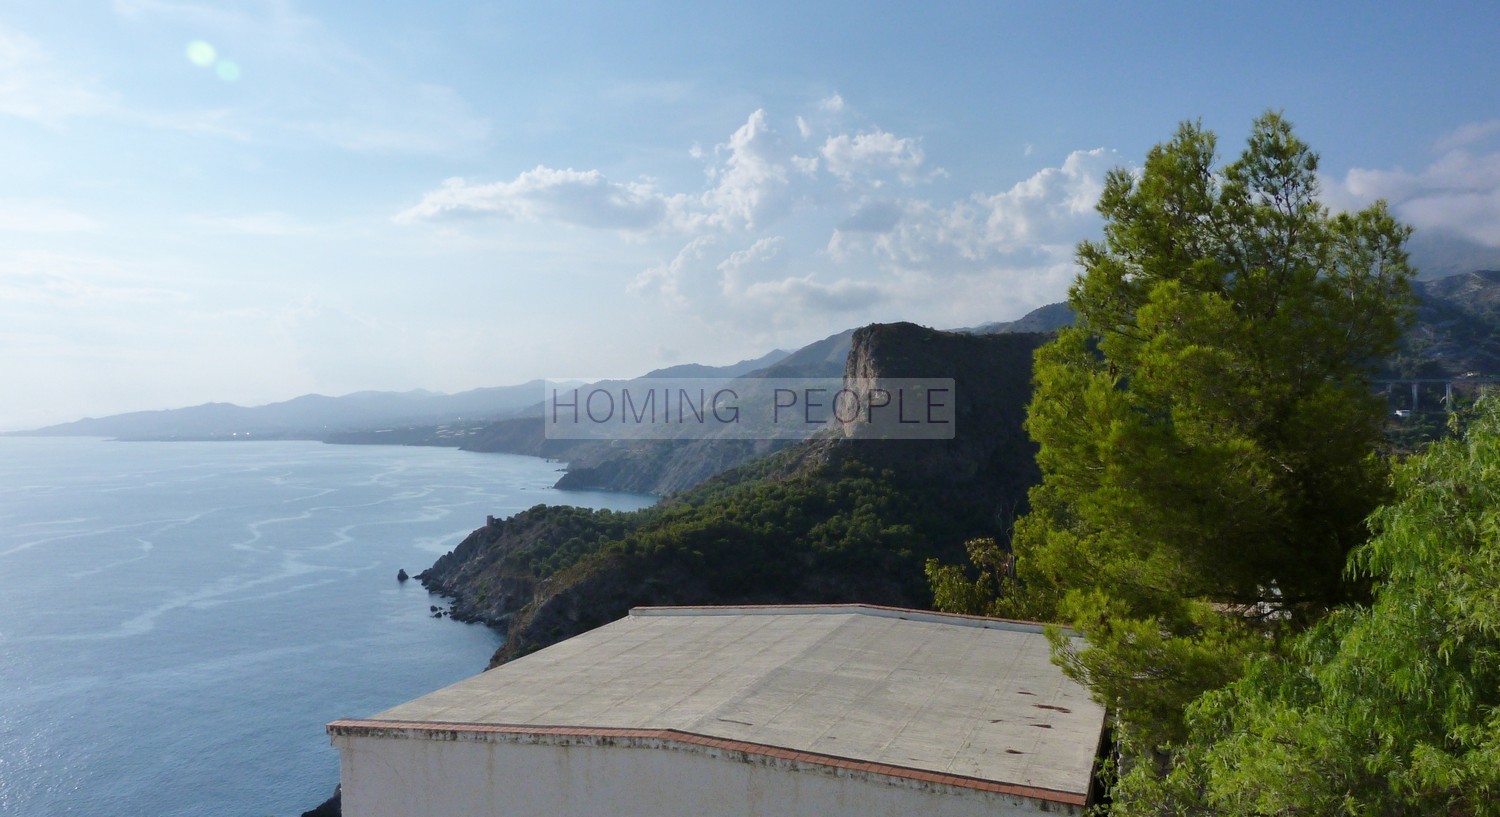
[371,604,1106,797]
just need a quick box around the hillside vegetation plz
[420,323,1047,665]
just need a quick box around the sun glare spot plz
[216,61,241,82]
[185,40,216,67]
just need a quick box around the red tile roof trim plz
[327,718,1089,807]
[627,602,1076,635]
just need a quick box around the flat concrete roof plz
[338,604,1106,803]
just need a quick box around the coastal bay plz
[0,437,653,816]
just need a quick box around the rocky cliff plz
[420,267,1500,669]
[419,322,1049,666]
[1388,270,1500,378]
[458,328,855,495]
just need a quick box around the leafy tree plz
[1116,400,1500,816]
[934,113,1416,748]
[927,538,1014,618]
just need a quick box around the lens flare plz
[185,40,216,67]
[215,61,241,82]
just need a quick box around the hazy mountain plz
[641,349,791,379]
[1387,269,1500,378]
[1406,230,1500,281]
[417,270,1500,667]
[24,268,1500,449]
[12,349,807,441]
[420,323,1051,665]
[961,302,1076,335]
[535,270,1500,494]
[447,328,858,494]
[11,383,547,440]
[746,328,855,376]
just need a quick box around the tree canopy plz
[1117,400,1500,815]
[934,113,1416,749]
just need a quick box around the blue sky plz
[2,1,1498,429]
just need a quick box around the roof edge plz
[629,603,1070,635]
[327,718,1088,807]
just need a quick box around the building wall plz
[333,733,1082,817]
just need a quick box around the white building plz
[329,604,1108,816]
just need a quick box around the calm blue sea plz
[0,437,655,817]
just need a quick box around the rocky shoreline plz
[412,323,1051,668]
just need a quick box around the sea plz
[0,437,656,816]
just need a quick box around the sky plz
[1,0,1499,430]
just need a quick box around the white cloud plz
[396,108,819,234]
[1435,119,1500,153]
[717,236,787,296]
[186,212,312,236]
[827,148,1115,268]
[400,107,941,236]
[0,26,114,126]
[291,83,492,155]
[976,148,1110,243]
[628,235,719,306]
[0,3,489,154]
[112,0,314,35]
[404,103,1111,331]
[602,79,698,106]
[394,167,675,231]
[740,275,886,312]
[701,109,798,230]
[1331,121,1500,247]
[113,0,491,155]
[0,200,99,233]
[0,252,186,305]
[820,129,930,186]
[837,199,903,234]
[819,93,845,112]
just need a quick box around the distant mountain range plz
[8,351,791,441]
[960,302,1075,335]
[16,269,1500,447]
[1392,269,1500,378]
[7,382,547,440]
[413,269,1500,681]
[640,349,790,379]
[413,271,1500,675]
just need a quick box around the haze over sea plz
[0,437,654,816]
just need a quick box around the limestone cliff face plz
[825,322,1045,497]
[460,329,854,496]
[421,322,1051,668]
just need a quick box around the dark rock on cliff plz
[301,786,340,817]
[423,322,1049,668]
[818,322,1045,504]
[418,504,646,628]
[456,329,855,496]
[424,271,1500,668]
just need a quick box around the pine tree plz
[1002,113,1414,747]
[1116,401,1500,815]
